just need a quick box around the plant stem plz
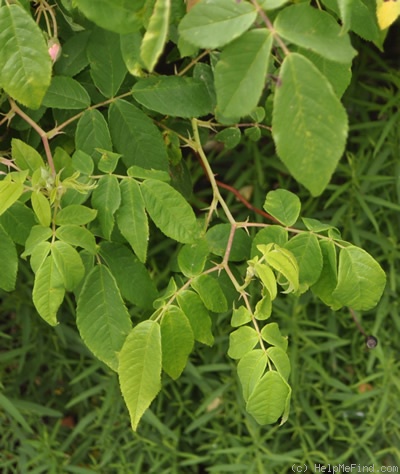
[191,119,236,225]
[250,0,290,56]
[48,91,132,138]
[9,99,56,176]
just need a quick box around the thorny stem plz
[191,119,236,225]
[9,99,56,176]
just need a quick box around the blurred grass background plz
[1,36,399,473]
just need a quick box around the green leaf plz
[0,4,51,109]
[322,0,381,45]
[141,179,199,244]
[251,226,288,258]
[116,179,148,263]
[42,76,91,109]
[32,255,65,326]
[127,166,170,182]
[132,76,213,118]
[0,179,24,216]
[206,224,251,262]
[176,290,214,346]
[161,306,194,380]
[298,48,352,98]
[56,205,97,226]
[254,294,272,321]
[285,233,323,291]
[0,201,36,246]
[215,30,272,120]
[51,240,85,291]
[31,192,51,227]
[191,274,228,313]
[332,246,386,311]
[75,110,113,163]
[30,241,51,274]
[274,4,357,63]
[91,175,121,239]
[214,127,241,149]
[246,370,290,425]
[72,150,94,176]
[263,189,301,226]
[231,306,252,327]
[55,225,97,255]
[267,346,290,381]
[237,349,268,401]
[228,326,259,359]
[97,149,121,174]
[261,323,288,351]
[118,320,162,431]
[259,0,289,10]
[254,262,277,300]
[109,99,168,171]
[99,242,157,309]
[76,265,132,371]
[177,239,209,277]
[302,217,336,233]
[87,28,127,98]
[140,0,170,72]
[178,0,257,49]
[272,53,348,196]
[54,31,90,77]
[265,246,299,294]
[23,225,52,257]
[12,138,45,174]
[0,225,18,291]
[311,240,341,308]
[120,32,143,76]
[75,0,145,34]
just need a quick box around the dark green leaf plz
[75,0,145,34]
[75,109,113,163]
[206,224,251,262]
[87,28,127,98]
[132,76,213,118]
[191,274,228,313]
[116,178,148,263]
[42,76,90,109]
[161,306,194,379]
[0,225,18,291]
[109,99,168,171]
[141,179,199,244]
[99,242,157,309]
[177,239,209,277]
[91,175,121,239]
[177,290,214,346]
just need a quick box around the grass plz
[1,41,400,473]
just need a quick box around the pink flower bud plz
[48,39,61,63]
